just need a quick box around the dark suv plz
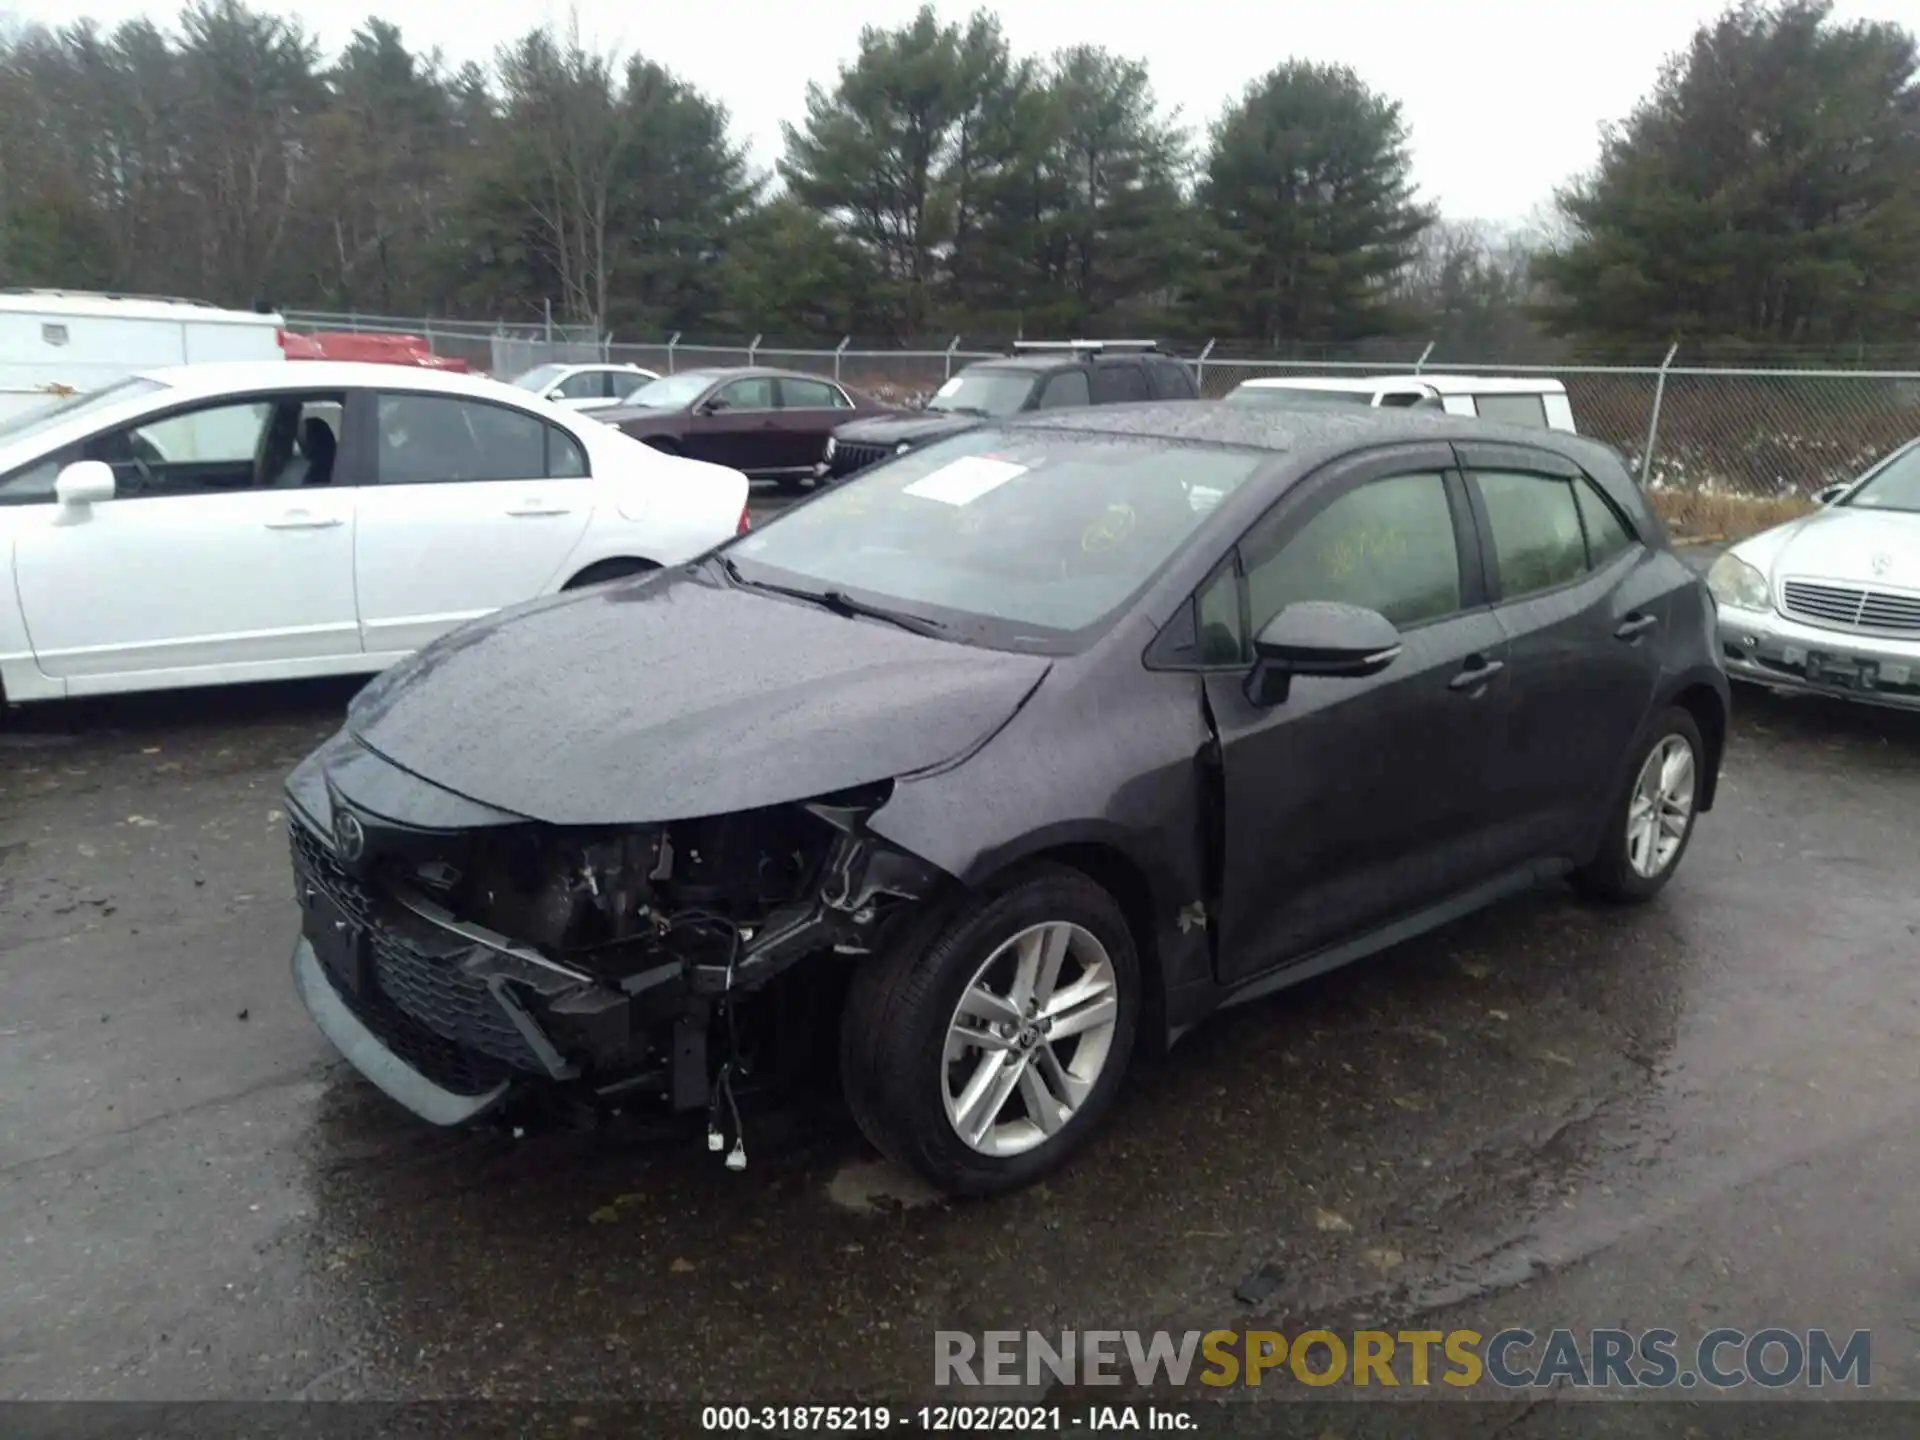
[820,341,1199,480]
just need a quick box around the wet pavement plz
[4,533,1919,1420]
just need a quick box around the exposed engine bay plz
[289,772,947,1163]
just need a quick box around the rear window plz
[1475,393,1550,429]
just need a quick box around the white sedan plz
[509,362,660,413]
[1710,438,1920,710]
[0,362,749,703]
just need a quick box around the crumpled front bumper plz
[1717,604,1920,711]
[293,938,510,1124]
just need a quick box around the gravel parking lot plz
[4,532,1919,1418]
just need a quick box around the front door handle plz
[1614,612,1658,641]
[265,511,343,530]
[506,501,571,517]
[1448,657,1505,693]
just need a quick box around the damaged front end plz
[286,740,946,1136]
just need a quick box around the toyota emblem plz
[333,810,366,863]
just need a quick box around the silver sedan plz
[1711,440,1920,710]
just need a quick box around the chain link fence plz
[280,312,1920,530]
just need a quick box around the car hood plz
[833,412,984,445]
[1738,505,1920,590]
[343,568,1052,827]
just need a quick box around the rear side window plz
[1145,356,1196,398]
[1575,477,1635,566]
[377,394,583,483]
[1472,470,1587,597]
[1475,394,1549,429]
[1091,363,1151,404]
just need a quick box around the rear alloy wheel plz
[1574,706,1704,903]
[841,866,1139,1195]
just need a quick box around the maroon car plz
[597,367,904,492]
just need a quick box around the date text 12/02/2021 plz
[701,1406,1194,1431]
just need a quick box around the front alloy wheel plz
[841,865,1139,1195]
[942,922,1120,1157]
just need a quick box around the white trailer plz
[0,291,286,424]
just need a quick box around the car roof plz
[997,399,1605,466]
[1236,374,1567,397]
[136,360,558,404]
[650,366,830,383]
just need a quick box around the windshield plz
[926,370,1039,417]
[724,428,1266,643]
[510,364,566,392]
[1225,385,1377,410]
[622,373,715,410]
[1844,443,1920,513]
[0,377,166,446]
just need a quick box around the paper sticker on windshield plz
[903,456,1027,506]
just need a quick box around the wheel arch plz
[1664,675,1728,812]
[962,833,1175,1058]
[561,555,661,591]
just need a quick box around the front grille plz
[829,441,893,477]
[1781,579,1920,635]
[290,818,547,1083]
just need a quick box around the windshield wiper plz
[717,556,946,636]
[930,404,990,418]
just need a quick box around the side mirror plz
[1813,482,1849,506]
[54,459,116,517]
[696,398,725,416]
[546,388,566,403]
[1245,601,1402,707]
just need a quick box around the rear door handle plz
[1614,613,1658,641]
[265,512,343,530]
[1449,658,1505,693]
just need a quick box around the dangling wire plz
[669,908,747,1168]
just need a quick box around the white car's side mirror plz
[1813,482,1849,506]
[55,459,116,517]
[546,389,566,403]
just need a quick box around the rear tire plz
[563,558,656,591]
[1573,706,1705,903]
[840,864,1139,1196]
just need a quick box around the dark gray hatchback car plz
[285,404,1728,1195]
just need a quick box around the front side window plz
[555,370,606,400]
[377,394,564,484]
[1242,472,1463,643]
[622,373,719,411]
[57,393,345,500]
[925,369,1038,418]
[726,427,1267,644]
[1472,470,1588,597]
[1038,371,1091,409]
[1475,394,1550,429]
[716,377,775,411]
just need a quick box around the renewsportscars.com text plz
[935,1328,1871,1391]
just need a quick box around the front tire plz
[1574,706,1705,903]
[840,865,1139,1196]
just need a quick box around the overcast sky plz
[11,0,1920,221]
